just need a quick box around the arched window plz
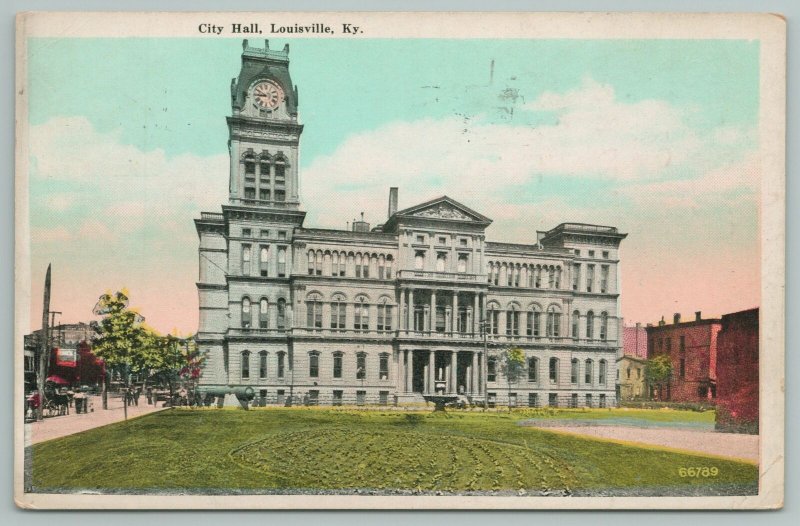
[356,352,366,379]
[259,156,271,183]
[436,252,447,272]
[487,262,493,284]
[526,305,541,337]
[586,311,595,340]
[274,159,286,186]
[379,353,390,380]
[259,351,268,379]
[535,266,542,288]
[307,251,316,276]
[546,306,561,337]
[487,302,500,335]
[276,298,287,330]
[572,310,580,338]
[355,254,363,278]
[585,359,594,385]
[306,293,323,329]
[277,351,286,379]
[487,356,497,382]
[333,351,343,378]
[277,247,286,277]
[378,255,386,279]
[259,298,269,328]
[600,312,608,341]
[377,298,393,331]
[528,357,539,383]
[309,351,320,378]
[330,293,346,330]
[243,153,256,176]
[555,267,562,289]
[506,304,520,336]
[241,350,250,379]
[354,296,369,331]
[570,358,579,384]
[505,264,513,286]
[241,244,251,275]
[415,251,425,270]
[385,256,393,279]
[549,357,559,382]
[599,360,607,385]
[241,297,252,328]
[259,246,269,276]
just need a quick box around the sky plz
[25,38,761,334]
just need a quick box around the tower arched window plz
[259,351,268,379]
[586,311,595,340]
[599,360,607,385]
[549,357,559,382]
[600,312,608,341]
[308,351,320,378]
[528,357,539,383]
[570,358,579,384]
[241,297,252,328]
[585,359,594,385]
[526,306,541,337]
[259,246,269,276]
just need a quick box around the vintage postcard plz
[14,12,785,509]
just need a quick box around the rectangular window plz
[487,392,497,408]
[356,354,366,380]
[489,310,500,335]
[241,244,251,275]
[241,353,250,380]
[259,353,267,379]
[574,249,580,256]
[331,303,346,330]
[549,358,558,382]
[379,391,389,405]
[549,393,558,407]
[278,231,287,240]
[600,265,609,293]
[528,393,539,408]
[379,354,389,380]
[416,235,425,244]
[599,361,607,385]
[377,305,392,331]
[414,251,425,270]
[356,390,366,406]
[528,358,538,382]
[274,189,286,202]
[306,302,322,329]
[244,187,255,199]
[602,251,609,259]
[586,264,595,293]
[259,389,267,407]
[487,358,497,382]
[260,229,270,238]
[308,390,319,406]
[277,389,285,406]
[571,360,578,384]
[509,393,517,407]
[460,238,468,247]
[242,228,251,237]
[435,307,446,333]
[680,335,686,353]
[457,254,468,273]
[438,236,447,245]
[572,264,581,291]
[599,394,607,408]
[277,247,286,277]
[274,163,285,184]
[588,250,595,258]
[570,393,578,408]
[333,353,343,378]
[277,353,285,379]
[259,189,270,201]
[547,312,561,337]
[585,394,593,408]
[332,390,343,406]
[309,353,319,378]
[436,253,447,272]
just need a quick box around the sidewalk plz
[25,394,168,445]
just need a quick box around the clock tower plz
[227,39,303,208]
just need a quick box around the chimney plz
[673,313,681,324]
[695,311,702,321]
[658,316,665,327]
[388,187,398,218]
[635,322,641,329]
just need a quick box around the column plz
[452,292,459,334]
[473,293,480,334]
[450,351,458,394]
[406,350,414,392]
[430,289,437,333]
[398,286,405,332]
[428,351,435,394]
[472,352,479,395]
[408,289,414,331]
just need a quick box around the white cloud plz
[44,193,77,211]
[302,77,757,234]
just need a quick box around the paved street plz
[535,424,759,463]
[25,394,167,445]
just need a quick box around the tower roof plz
[230,39,298,115]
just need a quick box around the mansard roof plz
[383,195,492,232]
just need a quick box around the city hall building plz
[195,41,627,407]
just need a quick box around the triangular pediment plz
[397,196,492,224]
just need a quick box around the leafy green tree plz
[645,354,673,400]
[500,347,526,412]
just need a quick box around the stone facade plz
[195,41,627,408]
[616,355,647,401]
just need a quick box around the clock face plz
[253,81,284,110]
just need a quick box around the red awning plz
[45,375,70,385]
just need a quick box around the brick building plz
[622,322,647,359]
[645,312,721,402]
[715,308,759,433]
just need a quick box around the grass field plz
[29,408,756,495]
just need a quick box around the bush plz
[618,400,715,412]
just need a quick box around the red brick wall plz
[646,319,721,402]
[715,308,759,432]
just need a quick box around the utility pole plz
[481,317,489,411]
[36,265,51,421]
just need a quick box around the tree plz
[500,347,526,412]
[645,354,673,400]
[92,290,149,412]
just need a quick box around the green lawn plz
[30,408,755,494]
[506,407,716,424]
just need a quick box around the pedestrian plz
[146,386,153,405]
[134,387,140,406]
